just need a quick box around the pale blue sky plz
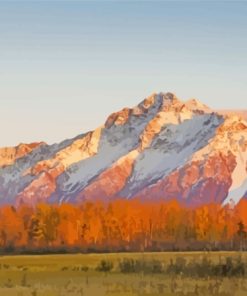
[0,1,246,146]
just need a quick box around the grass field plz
[0,252,247,296]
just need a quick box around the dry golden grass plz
[0,252,247,296]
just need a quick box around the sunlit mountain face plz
[0,92,246,207]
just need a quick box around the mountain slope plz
[0,92,246,207]
[217,110,247,121]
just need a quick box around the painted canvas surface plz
[0,1,247,296]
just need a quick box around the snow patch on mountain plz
[223,178,247,206]
[223,150,247,205]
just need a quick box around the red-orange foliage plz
[0,199,246,252]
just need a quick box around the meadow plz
[0,252,247,296]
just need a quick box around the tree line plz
[0,199,246,253]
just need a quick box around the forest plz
[0,199,246,253]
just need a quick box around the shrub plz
[96,259,113,273]
[119,258,136,273]
[118,258,163,274]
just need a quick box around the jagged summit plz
[105,92,212,129]
[138,92,179,110]
[0,92,246,207]
[137,92,213,116]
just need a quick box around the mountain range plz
[0,92,246,207]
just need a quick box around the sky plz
[0,1,247,146]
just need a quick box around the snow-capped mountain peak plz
[0,92,246,207]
